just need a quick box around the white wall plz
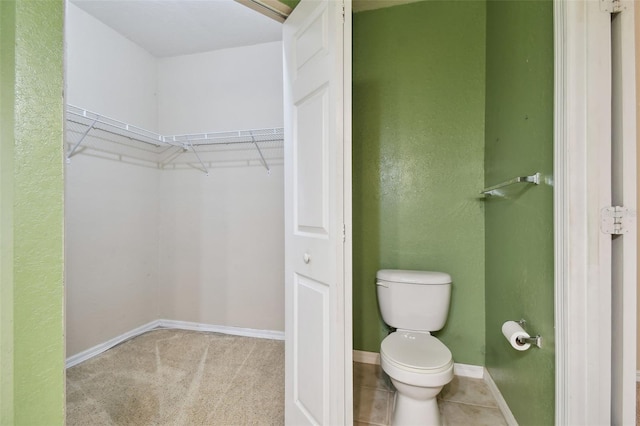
[157,43,284,331]
[158,166,284,330]
[66,3,158,130]
[65,158,160,356]
[66,4,285,356]
[157,42,283,133]
[65,3,160,356]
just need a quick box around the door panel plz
[295,86,328,234]
[293,274,329,423]
[294,9,327,74]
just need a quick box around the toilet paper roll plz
[502,321,531,351]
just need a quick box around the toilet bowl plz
[381,331,454,425]
[376,269,454,426]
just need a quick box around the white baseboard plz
[156,319,285,341]
[66,319,284,368]
[353,350,380,364]
[453,363,484,379]
[66,320,160,368]
[484,368,519,426]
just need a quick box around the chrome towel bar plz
[481,172,540,196]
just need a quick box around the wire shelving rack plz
[65,105,284,174]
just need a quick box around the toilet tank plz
[376,269,452,332]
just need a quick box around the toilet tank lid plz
[377,269,451,285]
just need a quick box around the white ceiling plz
[70,0,424,58]
[70,0,284,58]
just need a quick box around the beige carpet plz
[66,328,284,425]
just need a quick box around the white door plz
[283,0,352,425]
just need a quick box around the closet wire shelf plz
[65,105,284,174]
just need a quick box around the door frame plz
[554,0,637,423]
[343,1,354,424]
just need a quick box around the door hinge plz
[600,0,624,14]
[601,206,635,235]
[342,223,346,243]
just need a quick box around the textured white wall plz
[66,3,158,130]
[65,3,160,356]
[157,43,284,331]
[65,158,160,356]
[158,166,284,331]
[66,10,284,355]
[157,42,283,134]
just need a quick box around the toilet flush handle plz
[376,281,388,288]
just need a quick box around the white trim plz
[234,0,291,23]
[343,3,354,425]
[156,319,285,341]
[65,320,160,368]
[65,320,285,368]
[609,2,637,424]
[555,1,638,422]
[553,3,568,423]
[353,350,380,365]
[453,363,484,379]
[484,368,519,426]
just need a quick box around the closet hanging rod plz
[480,172,540,195]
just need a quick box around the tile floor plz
[353,362,508,426]
[637,382,640,425]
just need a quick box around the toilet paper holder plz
[515,319,542,348]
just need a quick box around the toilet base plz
[391,392,442,426]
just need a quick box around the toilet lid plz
[381,332,452,371]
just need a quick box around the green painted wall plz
[278,0,300,10]
[0,1,65,424]
[0,2,17,423]
[484,1,555,425]
[353,1,486,365]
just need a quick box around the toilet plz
[376,269,454,426]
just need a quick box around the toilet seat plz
[380,331,454,388]
[381,331,452,372]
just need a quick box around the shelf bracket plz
[481,172,541,196]
[251,133,271,174]
[67,116,99,161]
[186,140,209,176]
